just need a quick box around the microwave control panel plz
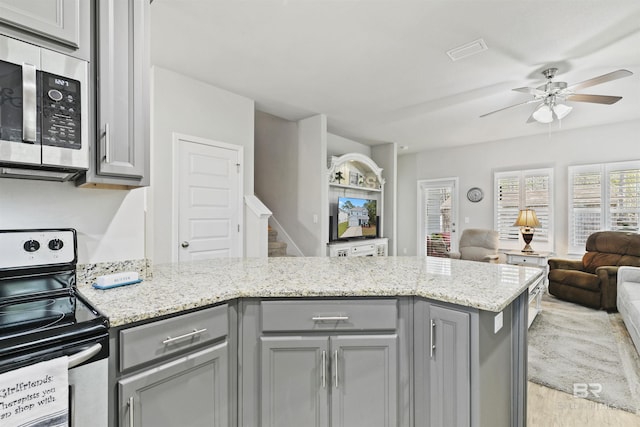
[40,72,82,150]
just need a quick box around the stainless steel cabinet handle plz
[162,328,207,345]
[22,63,37,143]
[104,123,111,163]
[430,319,436,358]
[334,350,339,389]
[321,350,326,389]
[181,241,190,248]
[128,396,134,427]
[312,316,349,321]
[68,343,102,369]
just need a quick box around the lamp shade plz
[552,103,573,120]
[532,104,553,123]
[513,209,541,228]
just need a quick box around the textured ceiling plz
[151,0,640,154]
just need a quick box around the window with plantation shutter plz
[569,161,640,254]
[494,168,553,251]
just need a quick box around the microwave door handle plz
[22,63,37,143]
[67,343,102,369]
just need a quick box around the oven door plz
[0,332,109,427]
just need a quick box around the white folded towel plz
[0,356,69,427]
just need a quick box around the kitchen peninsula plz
[79,256,542,427]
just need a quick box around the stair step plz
[268,240,287,257]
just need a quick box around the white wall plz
[0,179,145,264]
[397,120,640,257]
[327,133,372,158]
[372,143,398,255]
[150,66,255,264]
[298,115,328,256]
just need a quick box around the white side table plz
[504,251,553,327]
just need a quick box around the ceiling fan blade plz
[565,94,623,105]
[566,69,633,91]
[512,86,545,96]
[480,99,538,118]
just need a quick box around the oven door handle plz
[68,343,102,369]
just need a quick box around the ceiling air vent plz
[446,38,488,61]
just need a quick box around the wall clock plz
[467,187,484,203]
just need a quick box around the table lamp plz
[513,209,541,252]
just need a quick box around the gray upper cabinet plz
[80,0,149,188]
[0,0,90,60]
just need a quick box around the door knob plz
[181,241,190,248]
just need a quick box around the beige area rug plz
[528,293,640,413]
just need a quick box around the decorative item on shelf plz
[349,172,359,186]
[513,208,541,253]
[335,171,344,184]
[364,173,378,189]
[466,187,484,203]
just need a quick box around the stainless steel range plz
[0,229,109,427]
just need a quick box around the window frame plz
[494,167,554,252]
[568,160,640,254]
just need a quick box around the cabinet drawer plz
[120,304,228,371]
[261,299,397,332]
[509,256,543,267]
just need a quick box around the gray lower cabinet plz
[79,0,150,188]
[260,334,398,427]
[118,342,228,427]
[414,296,528,427]
[111,303,234,427]
[423,303,470,427]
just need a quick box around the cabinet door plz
[330,335,398,427]
[95,0,149,183]
[119,342,228,427]
[428,304,470,427]
[0,0,80,47]
[260,336,329,427]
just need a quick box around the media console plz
[327,237,388,257]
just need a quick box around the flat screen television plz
[337,197,377,239]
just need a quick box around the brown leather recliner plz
[548,231,640,310]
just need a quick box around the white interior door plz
[176,136,242,261]
[417,178,459,257]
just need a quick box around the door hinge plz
[238,224,240,232]
[236,163,241,173]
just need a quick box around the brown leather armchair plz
[548,231,640,310]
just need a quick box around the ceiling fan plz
[480,68,633,123]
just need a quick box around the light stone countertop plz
[77,256,544,327]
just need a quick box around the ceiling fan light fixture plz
[532,104,553,123]
[552,103,573,120]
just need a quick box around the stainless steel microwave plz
[0,34,88,181]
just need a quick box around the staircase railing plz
[244,195,272,258]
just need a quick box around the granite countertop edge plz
[77,257,544,327]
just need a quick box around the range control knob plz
[48,239,64,251]
[23,240,40,252]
